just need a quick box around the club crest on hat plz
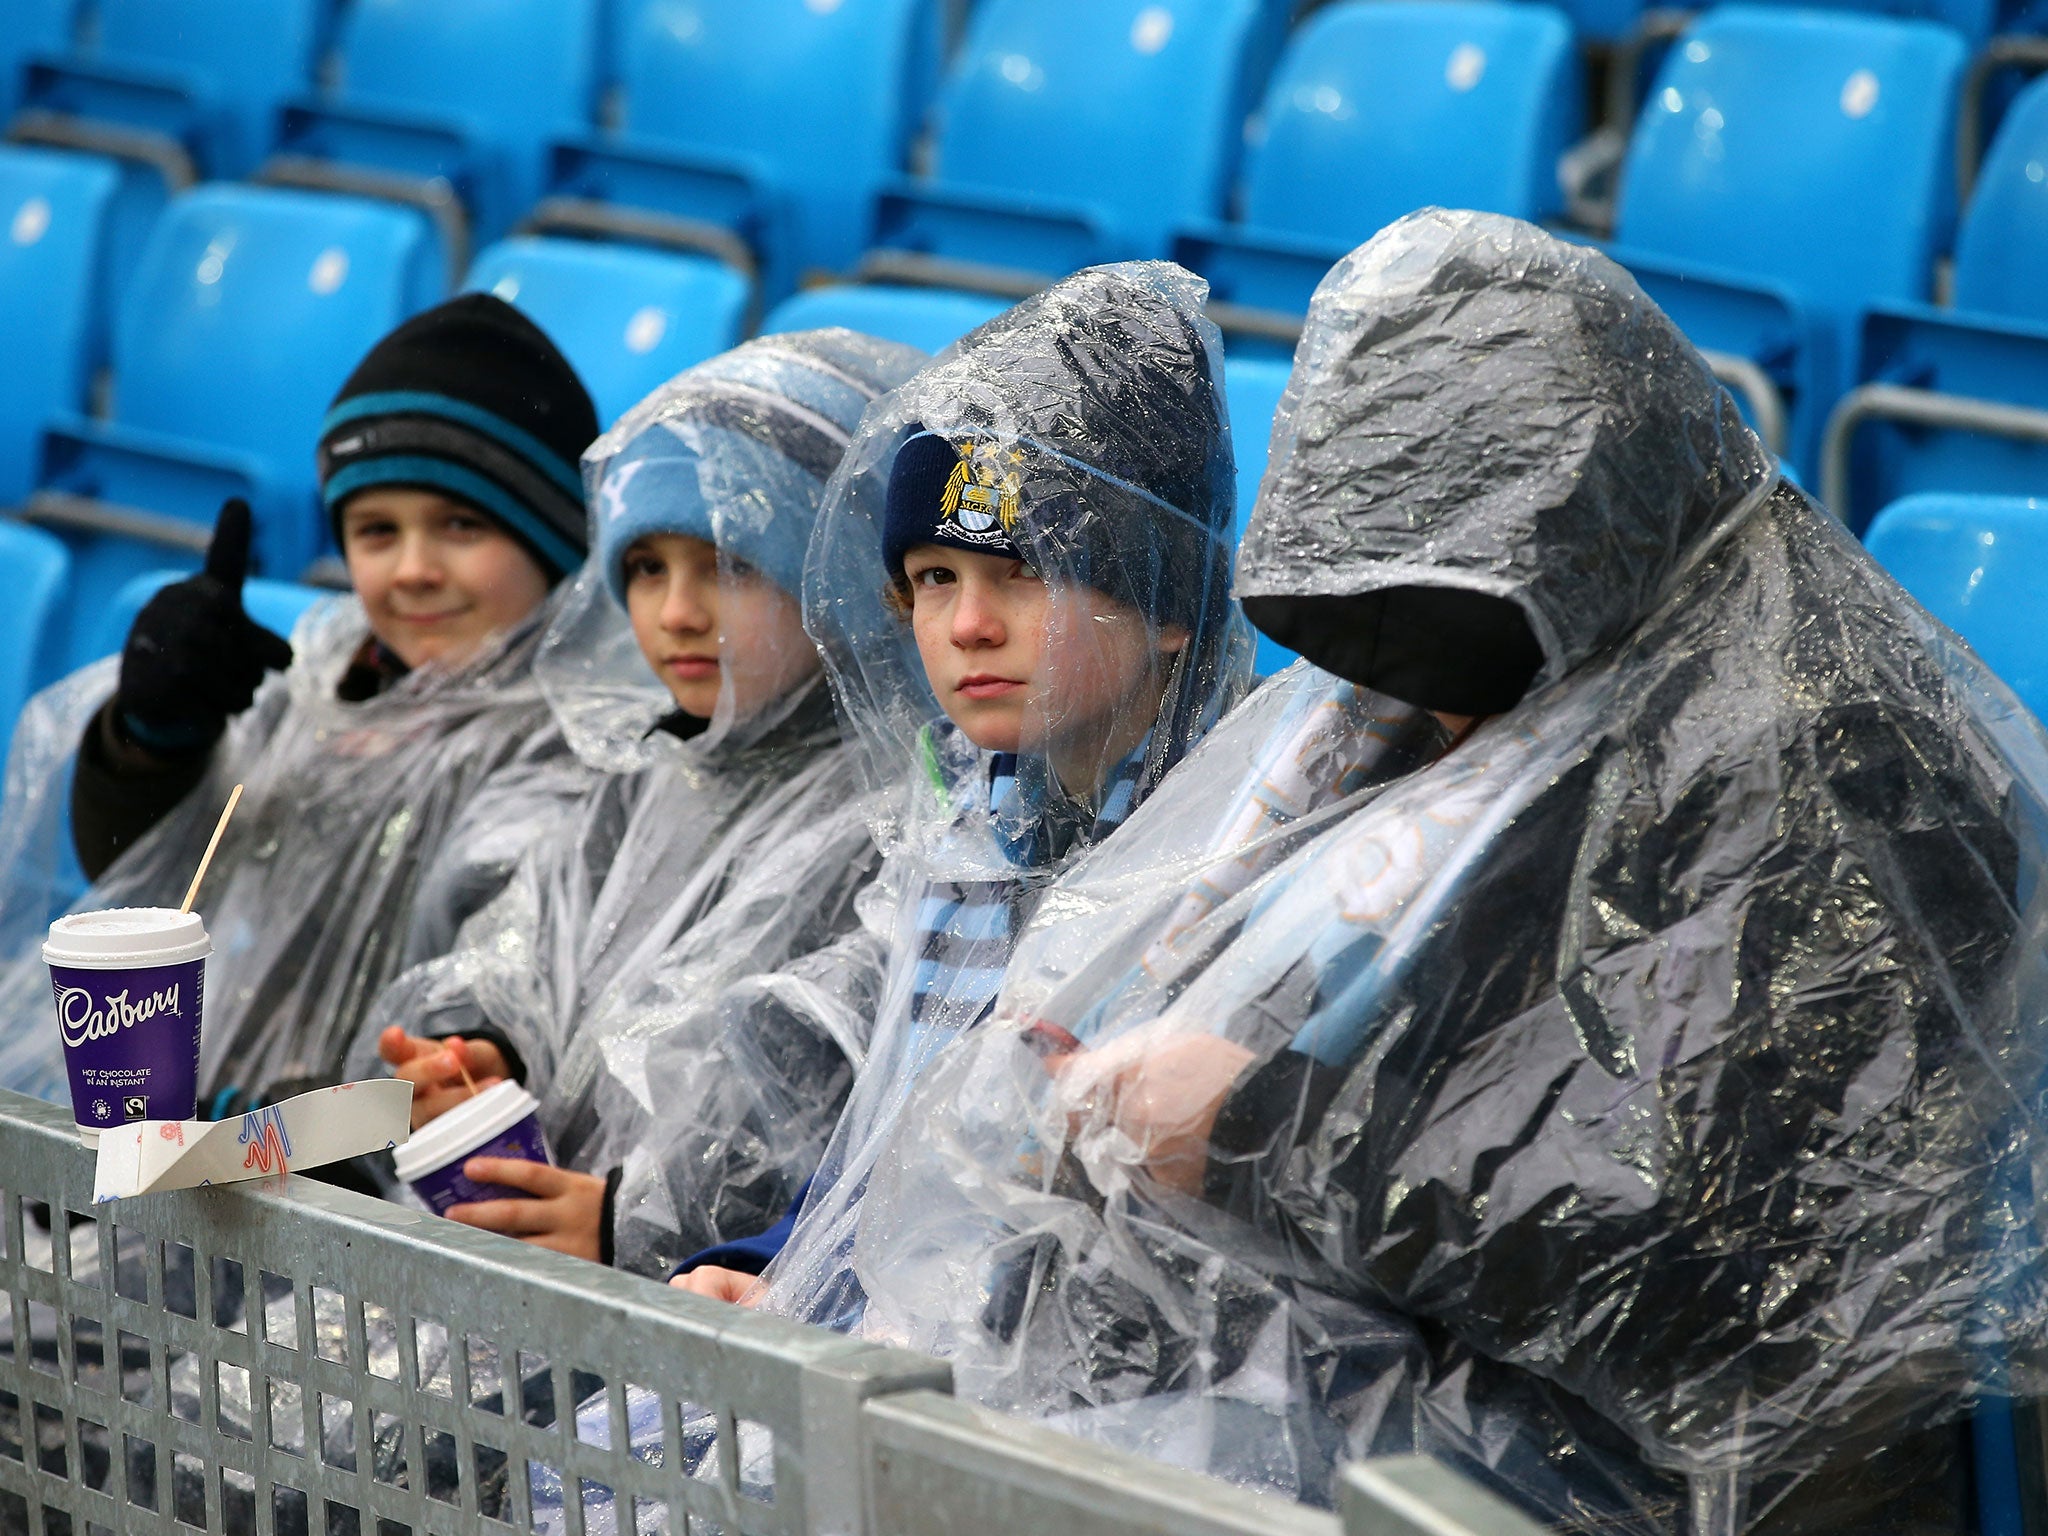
[940,440,1023,546]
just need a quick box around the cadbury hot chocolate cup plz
[391,1081,552,1217]
[44,909,209,1146]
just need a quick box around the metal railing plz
[0,1089,1539,1536]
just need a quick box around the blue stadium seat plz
[872,0,1289,284]
[759,285,1008,355]
[1863,493,2048,720]
[91,570,331,669]
[0,0,77,121]
[268,0,604,275]
[0,144,163,508]
[465,236,750,428]
[1222,355,1299,676]
[1178,1,1581,322]
[541,0,943,301]
[10,0,328,182]
[1611,8,1967,473]
[0,518,71,739]
[29,184,441,665]
[1828,75,2048,529]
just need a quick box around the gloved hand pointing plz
[114,498,295,749]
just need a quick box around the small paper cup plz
[392,1080,551,1216]
[45,908,209,1147]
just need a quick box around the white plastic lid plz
[392,1079,540,1182]
[44,908,210,968]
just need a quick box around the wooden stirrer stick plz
[179,784,244,916]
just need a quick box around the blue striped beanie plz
[316,294,600,581]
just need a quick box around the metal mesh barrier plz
[0,1087,1551,1536]
[0,1089,948,1536]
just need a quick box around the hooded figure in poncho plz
[839,211,2048,1535]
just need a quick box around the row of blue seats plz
[10,0,2048,464]
[11,0,2048,506]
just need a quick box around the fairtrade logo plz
[55,981,182,1049]
[123,1096,148,1121]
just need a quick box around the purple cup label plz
[50,958,205,1130]
[409,1111,552,1217]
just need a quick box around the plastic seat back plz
[1617,8,1966,322]
[1243,1,1580,243]
[90,0,327,173]
[111,185,441,490]
[610,0,941,274]
[1744,0,1995,43]
[466,237,749,426]
[1,0,78,115]
[1223,354,1299,675]
[1953,75,2048,326]
[761,285,1007,354]
[932,0,1286,256]
[0,519,71,737]
[1864,493,2048,721]
[329,0,602,210]
[0,146,121,505]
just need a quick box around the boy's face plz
[622,533,819,720]
[902,543,1186,789]
[341,488,551,670]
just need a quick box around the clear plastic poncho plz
[354,332,929,1246]
[831,212,2048,1535]
[0,593,585,1113]
[734,261,1256,1329]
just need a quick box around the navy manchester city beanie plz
[316,294,600,581]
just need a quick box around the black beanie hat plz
[316,294,600,581]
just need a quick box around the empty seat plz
[760,284,1007,355]
[269,0,604,273]
[12,0,327,181]
[1612,7,1967,471]
[1863,493,2048,720]
[91,569,330,670]
[874,0,1289,282]
[0,518,70,741]
[1222,354,1298,676]
[0,144,160,507]
[1179,0,1581,319]
[1826,75,2048,528]
[30,184,441,662]
[543,0,943,299]
[465,237,749,427]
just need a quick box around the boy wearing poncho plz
[664,262,1255,1308]
[361,331,925,1266]
[0,296,603,1121]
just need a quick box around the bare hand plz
[378,1027,510,1129]
[1048,1027,1257,1197]
[668,1265,763,1306]
[446,1159,605,1263]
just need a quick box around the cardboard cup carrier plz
[44,908,208,1146]
[393,1080,551,1215]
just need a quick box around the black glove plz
[114,498,295,750]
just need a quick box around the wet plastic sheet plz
[824,214,2048,1534]
[747,262,1255,1332]
[356,333,925,1227]
[0,594,582,1112]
